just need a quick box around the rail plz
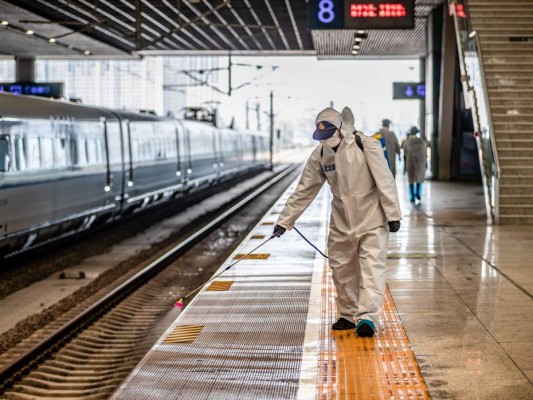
[0,163,298,392]
[449,0,500,224]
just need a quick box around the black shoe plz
[332,318,355,330]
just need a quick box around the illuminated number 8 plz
[318,0,335,23]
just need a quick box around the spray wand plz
[174,227,328,309]
[175,235,274,309]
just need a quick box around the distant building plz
[8,56,223,117]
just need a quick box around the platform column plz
[15,57,35,82]
[269,90,274,171]
[438,7,457,181]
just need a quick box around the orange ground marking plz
[317,263,431,400]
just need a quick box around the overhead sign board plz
[393,82,425,100]
[0,82,63,98]
[310,0,415,30]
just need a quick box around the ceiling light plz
[1,21,8,26]
[356,30,365,34]
[49,38,56,43]
[26,30,34,35]
[469,30,476,38]
[84,50,91,55]
[353,44,360,49]
[354,37,363,43]
[351,50,359,55]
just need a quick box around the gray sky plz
[217,56,421,139]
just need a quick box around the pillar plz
[15,57,35,82]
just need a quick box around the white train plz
[0,93,269,259]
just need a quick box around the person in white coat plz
[403,126,428,202]
[272,107,402,337]
[378,119,401,177]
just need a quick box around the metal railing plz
[449,0,500,224]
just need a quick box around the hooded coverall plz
[276,123,402,326]
[404,136,428,184]
[378,128,401,177]
[404,136,428,201]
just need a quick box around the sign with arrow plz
[393,82,425,100]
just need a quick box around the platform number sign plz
[310,0,415,29]
[310,0,344,29]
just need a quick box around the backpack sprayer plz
[174,227,327,309]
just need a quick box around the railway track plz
[0,164,300,399]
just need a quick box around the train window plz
[56,138,68,168]
[41,138,55,169]
[69,137,78,165]
[96,139,104,163]
[147,141,153,160]
[0,135,10,172]
[131,140,139,162]
[14,136,27,171]
[106,122,122,165]
[27,137,40,170]
[79,138,88,165]
[87,139,97,164]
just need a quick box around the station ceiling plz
[1,0,444,59]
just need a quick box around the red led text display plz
[350,3,407,18]
[345,0,414,28]
[309,0,414,30]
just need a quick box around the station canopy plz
[0,0,444,59]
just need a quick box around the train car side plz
[0,94,120,256]
[0,94,269,259]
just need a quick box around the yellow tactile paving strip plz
[232,253,270,260]
[206,281,234,291]
[318,263,431,400]
[162,325,203,344]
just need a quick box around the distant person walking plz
[378,119,401,177]
[403,126,428,203]
[400,132,413,175]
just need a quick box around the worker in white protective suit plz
[272,107,402,337]
[378,119,401,177]
[403,126,428,203]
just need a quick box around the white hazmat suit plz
[404,136,428,184]
[378,127,401,177]
[276,108,402,328]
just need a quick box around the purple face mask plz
[320,131,341,148]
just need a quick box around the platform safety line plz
[296,187,330,400]
[316,252,431,398]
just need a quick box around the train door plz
[213,128,221,179]
[0,134,10,236]
[122,120,134,209]
[175,121,187,187]
[114,118,128,212]
[183,124,193,187]
[104,119,124,216]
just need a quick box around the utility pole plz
[228,54,232,96]
[269,90,274,171]
[245,100,249,130]
[256,103,261,130]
